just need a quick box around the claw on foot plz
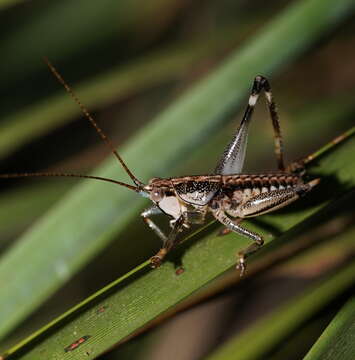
[150,255,163,268]
[175,267,185,276]
[150,248,168,269]
[236,256,246,277]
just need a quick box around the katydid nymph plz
[0,60,320,275]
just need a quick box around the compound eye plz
[151,187,163,202]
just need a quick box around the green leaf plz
[0,181,72,241]
[303,296,355,360]
[0,0,354,347]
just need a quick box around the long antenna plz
[0,172,139,192]
[44,57,144,188]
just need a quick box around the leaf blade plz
[303,297,355,360]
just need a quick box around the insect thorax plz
[146,176,219,219]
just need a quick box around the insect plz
[0,60,320,275]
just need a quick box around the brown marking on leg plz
[150,248,168,268]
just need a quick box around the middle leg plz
[211,208,263,276]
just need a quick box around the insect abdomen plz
[221,173,308,218]
[224,174,301,196]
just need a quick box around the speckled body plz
[147,172,309,222]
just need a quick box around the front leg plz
[211,207,263,276]
[150,215,185,268]
[141,205,168,242]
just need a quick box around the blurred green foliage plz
[0,0,354,359]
